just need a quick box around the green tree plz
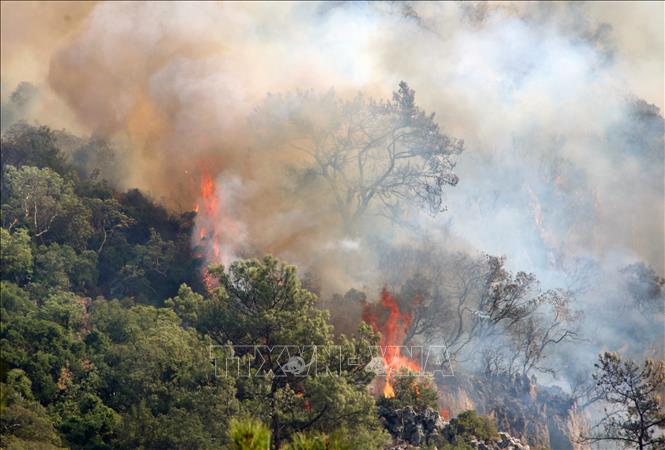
[284,431,351,450]
[31,243,98,295]
[193,256,386,449]
[229,418,271,450]
[442,410,499,445]
[0,123,69,176]
[32,244,73,292]
[0,280,87,405]
[0,281,35,319]
[2,165,67,237]
[0,369,65,449]
[582,352,665,450]
[0,228,33,283]
[111,229,182,303]
[39,291,86,331]
[56,393,119,450]
[165,283,205,326]
[1,165,92,247]
[89,299,238,449]
[86,197,133,253]
[116,402,217,450]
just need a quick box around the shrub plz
[284,432,351,450]
[229,418,271,450]
[443,410,498,444]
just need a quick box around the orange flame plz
[192,170,223,291]
[202,269,216,292]
[192,169,247,291]
[199,173,219,217]
[363,288,421,398]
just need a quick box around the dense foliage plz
[0,124,391,449]
[0,123,592,449]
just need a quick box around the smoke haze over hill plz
[2,0,663,393]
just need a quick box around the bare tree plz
[252,82,463,233]
[507,289,581,376]
[581,352,665,450]
[375,244,580,375]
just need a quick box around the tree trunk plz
[271,380,280,450]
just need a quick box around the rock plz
[407,424,425,445]
[435,415,448,431]
[379,405,445,447]
[379,405,533,450]
[454,429,534,450]
[421,407,440,434]
[379,405,403,436]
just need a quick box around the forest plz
[2,98,663,450]
[0,122,500,449]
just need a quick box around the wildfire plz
[192,171,224,291]
[192,169,248,291]
[201,269,216,292]
[363,288,421,398]
[199,172,219,217]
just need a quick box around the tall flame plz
[363,288,421,398]
[192,170,225,291]
[192,169,248,290]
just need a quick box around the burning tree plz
[252,82,463,233]
[375,244,581,376]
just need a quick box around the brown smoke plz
[1,2,663,285]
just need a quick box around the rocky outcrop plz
[379,405,447,447]
[437,372,589,450]
[379,406,530,450]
